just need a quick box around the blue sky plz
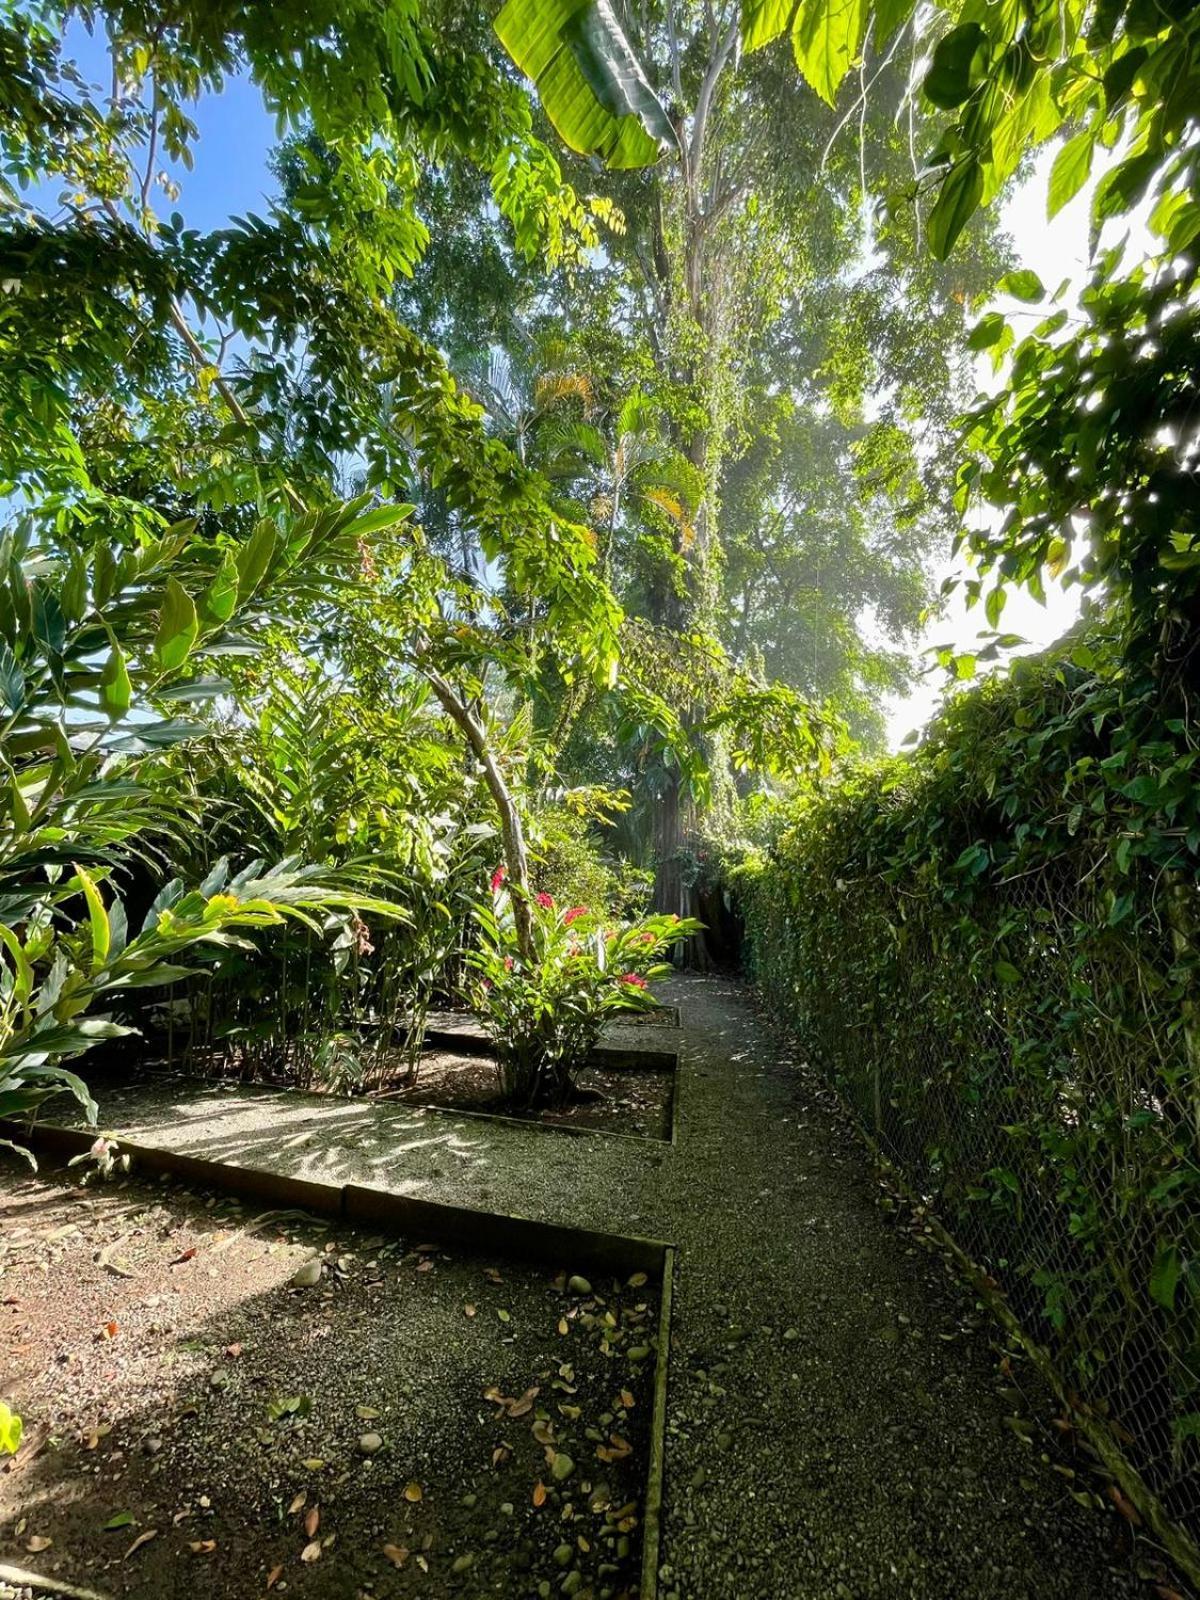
[54,20,276,233]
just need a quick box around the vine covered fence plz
[731,651,1200,1579]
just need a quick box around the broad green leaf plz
[494,0,674,170]
[792,0,869,108]
[201,552,239,625]
[74,865,111,968]
[998,269,1044,303]
[994,959,1021,984]
[741,0,799,52]
[99,644,132,719]
[1048,128,1094,217]
[927,156,983,259]
[1149,1243,1180,1312]
[0,642,25,712]
[344,503,416,540]
[985,586,1006,627]
[966,312,1006,350]
[923,22,987,111]
[154,579,199,673]
[236,522,278,602]
[0,923,34,1008]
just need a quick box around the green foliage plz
[731,636,1200,1532]
[494,0,676,168]
[530,795,653,924]
[161,663,496,1088]
[468,876,696,1103]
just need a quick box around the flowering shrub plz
[467,878,699,1105]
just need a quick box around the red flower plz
[638,930,657,945]
[619,972,649,989]
[564,905,589,925]
[490,865,507,891]
[535,892,555,909]
[504,955,514,971]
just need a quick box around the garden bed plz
[374,1046,674,1142]
[0,1161,661,1600]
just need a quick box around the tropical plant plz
[0,494,405,1145]
[467,874,698,1104]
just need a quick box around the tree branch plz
[419,658,536,963]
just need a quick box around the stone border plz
[1,1116,676,1599]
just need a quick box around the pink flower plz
[638,930,657,945]
[490,865,507,891]
[504,955,514,971]
[564,905,589,925]
[619,972,649,989]
[535,892,555,909]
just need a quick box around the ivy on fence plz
[730,635,1200,1567]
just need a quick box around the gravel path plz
[38,976,1147,1599]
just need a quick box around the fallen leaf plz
[171,1247,198,1267]
[464,1304,476,1318]
[104,1511,135,1530]
[415,1258,433,1273]
[416,1554,429,1573]
[355,1406,380,1420]
[403,1481,423,1503]
[619,1390,635,1409]
[305,1506,320,1538]
[225,1342,242,1358]
[484,1266,502,1284]
[557,1318,569,1336]
[492,1444,511,1468]
[1105,1484,1142,1526]
[188,1540,216,1554]
[507,1386,538,1419]
[302,1458,326,1472]
[532,1481,547,1507]
[288,1492,307,1516]
[300,1539,322,1563]
[383,1543,409,1568]
[125,1528,158,1560]
[266,1564,283,1590]
[26,1535,52,1553]
[627,1271,647,1288]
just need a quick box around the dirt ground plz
[0,1161,658,1600]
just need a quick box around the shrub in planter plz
[467,871,698,1106]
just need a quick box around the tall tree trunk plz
[642,32,734,965]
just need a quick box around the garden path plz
[53,976,1142,1600]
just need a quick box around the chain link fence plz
[737,838,1200,1579]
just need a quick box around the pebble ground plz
[44,975,1153,1599]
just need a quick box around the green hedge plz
[731,642,1200,1559]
